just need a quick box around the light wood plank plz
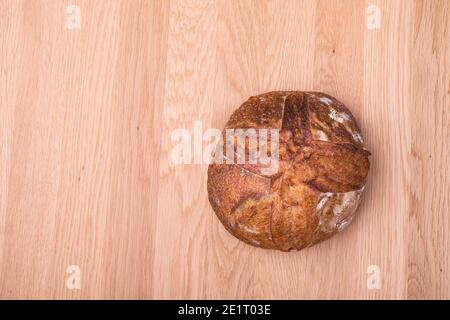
[0,0,448,299]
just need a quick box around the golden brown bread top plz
[208,91,370,251]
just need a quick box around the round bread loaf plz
[207,91,370,251]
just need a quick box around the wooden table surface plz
[0,0,449,299]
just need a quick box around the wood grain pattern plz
[0,0,448,299]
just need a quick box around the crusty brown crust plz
[207,91,370,251]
